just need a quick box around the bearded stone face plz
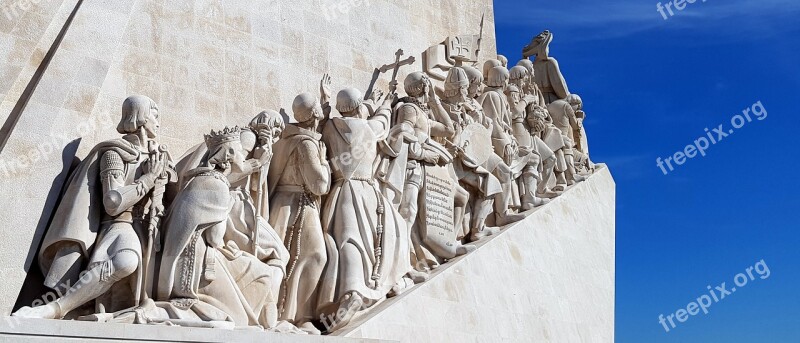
[528,107,549,134]
[458,86,470,103]
[468,82,483,98]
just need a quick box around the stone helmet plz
[444,67,469,94]
[336,88,364,114]
[292,93,323,123]
[482,59,502,80]
[404,72,428,97]
[486,66,510,88]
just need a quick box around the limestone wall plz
[340,167,616,343]
[0,0,496,316]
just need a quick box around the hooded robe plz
[157,170,276,328]
[317,113,411,315]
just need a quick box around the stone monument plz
[0,1,613,342]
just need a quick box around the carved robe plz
[157,170,279,328]
[267,125,331,325]
[478,87,516,161]
[547,99,578,147]
[533,57,569,104]
[317,111,411,315]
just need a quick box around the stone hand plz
[426,77,438,101]
[257,129,272,146]
[382,91,397,107]
[147,153,166,179]
[319,141,329,163]
[204,224,226,250]
[320,73,332,103]
[370,89,385,103]
[423,152,440,165]
[463,102,476,114]
[257,146,273,166]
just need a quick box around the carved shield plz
[457,123,493,166]
[446,35,480,62]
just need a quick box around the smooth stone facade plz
[0,0,496,316]
[339,166,615,342]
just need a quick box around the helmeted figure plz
[317,88,412,332]
[267,93,332,334]
[15,96,174,320]
[522,30,570,104]
[381,71,475,271]
[478,66,543,214]
[439,67,511,238]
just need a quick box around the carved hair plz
[117,95,158,134]
[486,66,510,88]
[565,94,583,110]
[482,59,502,81]
[509,66,529,81]
[462,66,483,85]
[250,110,285,132]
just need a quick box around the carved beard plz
[531,120,545,134]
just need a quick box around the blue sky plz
[494,0,800,341]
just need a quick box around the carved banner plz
[419,165,458,258]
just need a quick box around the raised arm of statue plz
[320,73,333,118]
[427,88,456,139]
[367,92,395,140]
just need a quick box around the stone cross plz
[379,49,416,94]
